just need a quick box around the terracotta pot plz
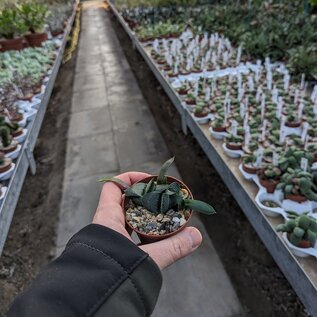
[259,178,278,194]
[180,71,190,76]
[25,33,48,47]
[285,194,307,203]
[1,143,18,154]
[124,175,193,244]
[212,126,227,133]
[177,89,188,96]
[18,94,34,102]
[11,113,24,123]
[285,121,301,128]
[185,99,196,105]
[12,128,23,137]
[194,112,208,118]
[242,163,258,174]
[0,38,24,51]
[287,234,312,249]
[0,158,12,174]
[226,142,242,151]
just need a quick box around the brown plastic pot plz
[12,127,24,137]
[25,33,48,47]
[0,158,12,174]
[226,142,242,151]
[285,121,301,128]
[124,175,193,244]
[0,38,24,51]
[194,112,208,118]
[242,163,258,174]
[287,234,312,249]
[212,126,227,133]
[285,194,308,203]
[259,178,278,194]
[1,143,18,154]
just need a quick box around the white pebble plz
[172,217,180,223]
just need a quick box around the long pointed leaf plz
[157,157,175,184]
[98,177,130,190]
[184,199,216,215]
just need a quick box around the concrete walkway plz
[56,2,243,316]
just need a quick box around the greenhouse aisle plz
[56,2,242,316]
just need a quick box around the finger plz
[140,227,202,270]
[99,172,151,207]
[94,172,151,230]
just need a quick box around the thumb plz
[140,227,202,270]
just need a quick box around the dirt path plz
[0,51,77,316]
[109,10,308,317]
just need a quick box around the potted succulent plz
[185,93,197,106]
[0,151,12,174]
[193,103,209,119]
[277,213,317,248]
[20,2,50,47]
[257,164,282,193]
[225,134,244,151]
[0,126,18,154]
[211,117,227,133]
[0,7,28,51]
[285,112,301,128]
[100,158,215,242]
[242,154,258,174]
[277,168,317,202]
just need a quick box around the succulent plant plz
[277,168,317,201]
[100,157,215,215]
[278,147,314,172]
[276,213,317,247]
[258,164,282,180]
[0,126,12,148]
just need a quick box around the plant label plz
[231,120,238,136]
[301,158,308,172]
[255,148,264,168]
[272,152,279,166]
[301,122,309,142]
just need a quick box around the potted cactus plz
[0,152,12,174]
[225,133,244,151]
[285,112,301,128]
[211,117,227,133]
[242,154,258,174]
[100,158,215,242]
[193,103,209,119]
[257,164,282,193]
[277,213,317,248]
[277,168,317,202]
[0,126,18,154]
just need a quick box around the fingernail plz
[189,228,202,249]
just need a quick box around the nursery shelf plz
[109,2,317,316]
[0,2,78,256]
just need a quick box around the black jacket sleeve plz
[7,224,162,317]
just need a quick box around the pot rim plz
[124,175,193,240]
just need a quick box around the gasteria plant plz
[100,157,215,215]
[276,213,317,248]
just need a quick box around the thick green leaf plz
[184,199,215,215]
[144,178,155,194]
[98,177,129,190]
[307,229,316,246]
[157,157,175,184]
[126,183,147,197]
[142,191,162,214]
[293,227,305,238]
[160,193,170,213]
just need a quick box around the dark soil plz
[109,10,308,317]
[0,51,77,315]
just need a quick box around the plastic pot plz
[0,38,24,51]
[25,33,48,47]
[124,175,193,244]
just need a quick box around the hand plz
[93,172,202,270]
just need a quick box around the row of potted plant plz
[0,0,76,52]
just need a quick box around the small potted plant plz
[277,168,317,203]
[285,112,301,128]
[211,117,227,133]
[0,7,28,51]
[185,93,197,106]
[100,158,215,242]
[242,154,258,174]
[257,164,282,193]
[0,151,12,174]
[0,126,18,154]
[277,213,317,248]
[20,2,50,47]
[193,103,209,120]
[225,134,244,151]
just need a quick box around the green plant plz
[0,126,11,148]
[259,165,282,180]
[0,7,28,39]
[276,213,317,247]
[278,147,314,172]
[277,168,317,201]
[19,1,50,33]
[100,157,215,215]
[225,133,243,144]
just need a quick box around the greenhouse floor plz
[55,2,242,316]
